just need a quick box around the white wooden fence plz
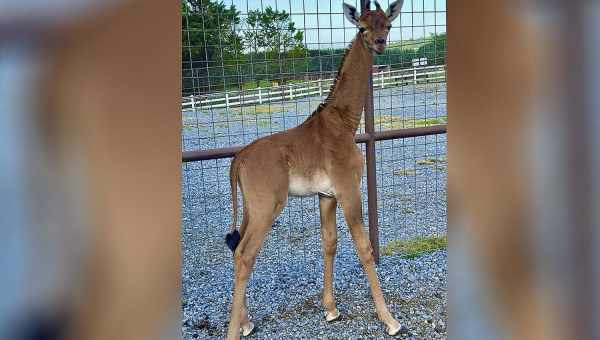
[182,65,445,111]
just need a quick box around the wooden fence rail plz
[182,65,446,111]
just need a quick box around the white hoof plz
[324,309,341,322]
[241,322,255,336]
[386,323,402,336]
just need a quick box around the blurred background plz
[0,0,598,340]
[0,1,180,340]
[448,1,600,340]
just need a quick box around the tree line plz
[182,0,446,95]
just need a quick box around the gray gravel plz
[182,248,447,339]
[182,82,447,339]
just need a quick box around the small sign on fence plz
[412,57,428,67]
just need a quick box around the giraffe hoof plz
[324,309,341,322]
[241,322,255,336]
[387,324,409,336]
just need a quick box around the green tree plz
[416,33,446,66]
[244,6,307,83]
[182,0,243,94]
[245,7,303,53]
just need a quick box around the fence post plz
[380,71,385,89]
[190,95,196,110]
[225,93,230,109]
[318,79,323,96]
[413,67,418,85]
[361,0,380,265]
[258,88,262,104]
[289,86,293,99]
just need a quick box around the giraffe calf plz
[222,2,405,339]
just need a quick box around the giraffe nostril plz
[375,38,386,45]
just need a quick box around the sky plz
[225,0,446,48]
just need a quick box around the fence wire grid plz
[181,0,447,338]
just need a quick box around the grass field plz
[381,235,448,258]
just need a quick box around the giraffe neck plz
[310,32,373,134]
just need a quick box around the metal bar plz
[361,0,380,264]
[182,125,447,162]
[354,125,447,146]
[182,145,241,162]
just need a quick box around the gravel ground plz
[182,82,447,339]
[182,248,447,339]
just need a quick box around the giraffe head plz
[343,0,403,54]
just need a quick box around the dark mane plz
[308,33,360,118]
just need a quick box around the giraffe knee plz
[357,239,374,264]
[345,214,363,228]
[324,243,337,256]
[234,251,255,281]
[322,237,337,256]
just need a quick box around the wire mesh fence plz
[181,0,447,338]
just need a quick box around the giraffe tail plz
[225,157,241,252]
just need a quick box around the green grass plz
[416,159,437,166]
[362,115,447,129]
[256,120,274,128]
[416,158,446,166]
[224,78,330,92]
[400,195,414,202]
[239,80,275,90]
[388,37,430,51]
[380,235,448,258]
[232,104,293,115]
[393,168,416,176]
[182,118,208,132]
[414,117,447,127]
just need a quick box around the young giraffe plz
[224,1,404,338]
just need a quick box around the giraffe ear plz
[343,3,360,26]
[386,0,404,22]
